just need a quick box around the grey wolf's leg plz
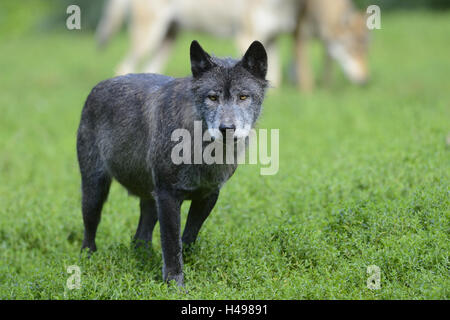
[96,0,129,48]
[142,25,176,74]
[295,32,314,92]
[133,198,158,248]
[115,0,173,75]
[80,172,111,253]
[155,190,184,287]
[182,192,219,246]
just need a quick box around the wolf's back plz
[78,73,176,197]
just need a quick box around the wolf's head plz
[329,11,370,85]
[190,40,268,141]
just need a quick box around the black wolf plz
[76,40,268,286]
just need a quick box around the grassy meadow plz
[0,11,449,299]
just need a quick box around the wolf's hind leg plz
[115,1,173,75]
[182,192,219,246]
[142,22,177,74]
[81,172,111,253]
[133,198,158,248]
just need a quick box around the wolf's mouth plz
[208,129,247,145]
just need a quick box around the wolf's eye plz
[208,95,218,101]
[239,95,248,101]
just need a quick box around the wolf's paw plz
[165,272,185,288]
[132,238,152,250]
[80,242,97,258]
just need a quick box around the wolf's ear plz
[190,40,214,78]
[242,41,267,79]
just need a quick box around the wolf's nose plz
[219,123,236,137]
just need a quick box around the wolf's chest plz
[174,163,237,195]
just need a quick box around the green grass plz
[0,11,449,299]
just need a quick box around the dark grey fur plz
[76,40,268,286]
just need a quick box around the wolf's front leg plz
[182,191,219,246]
[155,190,184,287]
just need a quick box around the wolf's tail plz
[95,0,130,49]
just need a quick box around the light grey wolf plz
[295,0,370,91]
[76,40,268,287]
[96,0,369,91]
